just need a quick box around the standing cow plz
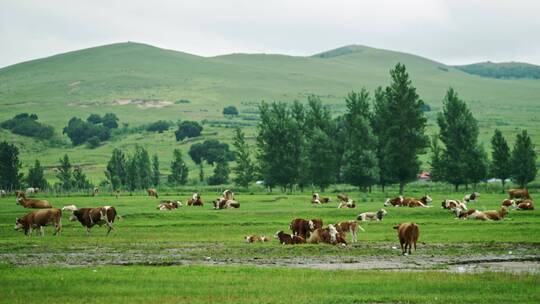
[393,223,420,255]
[14,208,62,236]
[147,188,159,198]
[62,205,118,235]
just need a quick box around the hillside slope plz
[455,61,540,79]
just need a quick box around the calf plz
[274,231,305,245]
[463,192,479,203]
[516,199,534,210]
[357,209,388,222]
[508,188,531,200]
[157,200,182,210]
[14,208,62,236]
[16,193,52,209]
[147,188,159,198]
[245,235,269,243]
[62,205,118,235]
[393,222,420,255]
[501,199,515,207]
[334,220,364,243]
[187,193,203,206]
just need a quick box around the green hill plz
[455,61,540,79]
[0,42,539,182]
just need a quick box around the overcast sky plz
[1,0,540,68]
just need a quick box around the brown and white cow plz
[501,199,515,208]
[441,199,467,210]
[357,209,388,222]
[453,207,477,219]
[274,230,305,245]
[245,235,269,243]
[334,220,364,243]
[187,193,203,206]
[337,194,355,208]
[223,189,235,201]
[289,218,323,239]
[515,199,534,210]
[147,188,159,198]
[311,193,330,204]
[16,193,52,209]
[157,200,182,210]
[62,205,118,235]
[465,207,508,221]
[405,196,433,208]
[306,225,347,245]
[25,187,39,196]
[213,198,240,209]
[0,189,6,197]
[384,196,404,207]
[14,208,62,236]
[92,187,99,196]
[393,222,420,255]
[463,192,479,203]
[508,188,531,200]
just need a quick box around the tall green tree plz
[435,87,481,191]
[490,129,512,191]
[73,166,91,189]
[134,146,152,189]
[467,144,488,189]
[0,141,23,190]
[511,130,537,188]
[342,89,379,191]
[232,128,255,189]
[376,63,428,194]
[151,154,160,186]
[428,134,445,182]
[208,156,230,185]
[57,154,73,191]
[290,100,310,191]
[168,149,189,185]
[371,86,394,192]
[126,155,140,191]
[105,148,127,190]
[26,160,48,189]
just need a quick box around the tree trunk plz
[381,184,385,193]
[454,184,459,192]
[198,163,204,182]
[501,180,506,194]
[399,182,404,195]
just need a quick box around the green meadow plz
[0,42,539,182]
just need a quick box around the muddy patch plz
[112,99,172,109]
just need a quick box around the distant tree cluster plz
[146,120,172,133]
[175,121,203,141]
[256,63,427,193]
[63,113,119,146]
[0,113,54,139]
[55,154,92,191]
[456,62,540,79]
[188,139,234,183]
[223,106,239,117]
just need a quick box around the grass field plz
[0,42,539,182]
[1,190,539,302]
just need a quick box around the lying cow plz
[501,199,516,208]
[357,209,388,222]
[334,220,364,243]
[223,189,235,201]
[516,199,534,210]
[453,207,477,219]
[157,200,182,210]
[187,193,203,206]
[311,193,330,204]
[147,188,159,198]
[16,193,52,209]
[14,208,62,236]
[508,188,531,200]
[385,195,432,207]
[26,187,39,195]
[213,198,240,209]
[463,192,479,203]
[463,207,508,221]
[62,205,118,235]
[393,222,419,255]
[274,231,305,245]
[307,225,347,245]
[441,199,467,211]
[337,194,356,208]
[245,235,269,243]
[289,218,323,238]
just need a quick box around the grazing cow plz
[187,193,203,206]
[334,220,364,243]
[508,188,531,200]
[92,187,99,197]
[441,199,467,210]
[62,205,118,235]
[25,187,39,195]
[16,193,52,209]
[311,193,330,204]
[157,200,182,210]
[357,209,388,222]
[463,192,479,203]
[516,199,534,210]
[245,235,269,243]
[14,208,62,236]
[274,230,305,245]
[147,188,159,198]
[501,199,515,208]
[393,223,420,255]
[0,189,6,197]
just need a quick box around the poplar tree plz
[490,129,511,191]
[26,160,48,189]
[168,149,189,185]
[511,130,537,188]
[106,148,127,190]
[371,86,394,192]
[57,154,73,191]
[151,154,160,186]
[232,128,254,189]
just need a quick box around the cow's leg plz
[400,240,404,254]
[106,222,114,235]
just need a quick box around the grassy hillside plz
[0,42,539,183]
[455,61,540,79]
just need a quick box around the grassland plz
[0,42,539,182]
[0,190,539,303]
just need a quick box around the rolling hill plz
[0,42,539,183]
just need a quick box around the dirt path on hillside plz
[2,251,539,273]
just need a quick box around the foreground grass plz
[0,264,538,304]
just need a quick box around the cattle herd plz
[3,186,535,256]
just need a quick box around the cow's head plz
[274,231,283,239]
[377,209,388,218]
[384,198,391,206]
[261,236,269,242]
[14,218,24,231]
[423,195,433,204]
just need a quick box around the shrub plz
[146,120,171,133]
[86,136,101,148]
[0,113,54,139]
[223,106,239,116]
[175,121,203,141]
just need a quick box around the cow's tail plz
[357,225,365,232]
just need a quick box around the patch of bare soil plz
[112,99,172,108]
